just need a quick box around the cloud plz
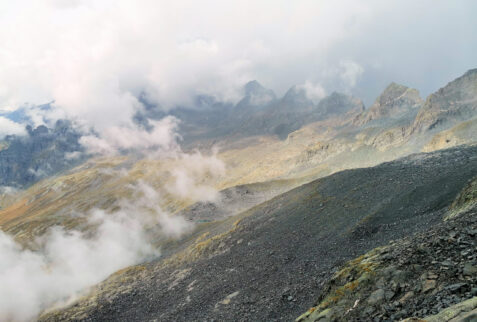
[0,111,224,320]
[0,181,193,321]
[339,60,364,88]
[166,151,226,202]
[79,116,180,155]
[64,151,82,160]
[0,117,26,138]
[0,186,19,195]
[249,92,275,106]
[298,81,327,103]
[1,0,475,126]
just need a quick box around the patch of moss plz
[298,247,384,321]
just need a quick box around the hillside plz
[39,144,477,321]
[297,176,477,321]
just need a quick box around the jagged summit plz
[376,82,409,104]
[236,80,276,108]
[463,68,477,78]
[412,68,477,132]
[280,85,312,108]
[354,82,422,125]
[243,80,267,96]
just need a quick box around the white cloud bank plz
[298,81,327,103]
[0,117,26,138]
[0,181,193,321]
[79,116,180,155]
[1,0,474,134]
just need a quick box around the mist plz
[0,179,195,321]
[0,102,227,319]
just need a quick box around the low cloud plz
[298,81,327,103]
[0,117,26,138]
[0,111,225,320]
[339,60,364,88]
[2,1,474,129]
[166,151,226,203]
[64,151,82,160]
[79,116,180,156]
[0,181,193,321]
[249,92,275,106]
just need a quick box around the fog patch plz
[0,181,192,321]
[166,151,226,203]
[79,116,180,156]
[0,116,27,138]
[339,60,364,88]
[298,81,327,103]
[64,151,82,160]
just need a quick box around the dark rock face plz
[41,145,477,322]
[0,120,84,188]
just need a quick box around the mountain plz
[136,82,365,144]
[412,68,477,133]
[227,88,364,140]
[280,85,314,110]
[354,82,422,126]
[39,145,477,321]
[237,80,277,108]
[0,120,84,188]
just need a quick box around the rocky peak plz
[462,68,477,78]
[243,80,264,96]
[432,68,477,100]
[236,80,276,108]
[354,82,422,125]
[377,82,408,104]
[412,68,477,132]
[280,85,313,109]
[32,125,49,136]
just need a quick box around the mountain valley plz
[1,69,477,321]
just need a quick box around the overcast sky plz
[0,0,476,130]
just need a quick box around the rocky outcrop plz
[412,69,477,133]
[422,118,477,153]
[354,82,423,126]
[297,183,477,322]
[407,296,477,321]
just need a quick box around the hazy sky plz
[0,0,476,130]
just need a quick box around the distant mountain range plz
[2,69,477,190]
[141,69,477,147]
